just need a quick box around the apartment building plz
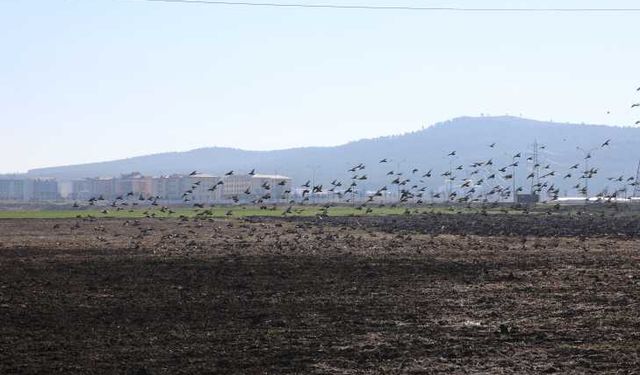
[66,172,292,204]
[0,177,60,201]
[153,174,222,203]
[222,174,292,202]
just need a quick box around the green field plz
[0,204,611,219]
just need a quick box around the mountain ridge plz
[24,116,640,194]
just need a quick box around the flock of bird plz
[75,87,640,218]
[76,138,640,218]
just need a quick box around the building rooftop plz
[252,174,291,180]
[189,174,219,178]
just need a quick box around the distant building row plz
[0,173,293,203]
[70,172,292,203]
[0,177,60,201]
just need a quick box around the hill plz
[26,116,640,195]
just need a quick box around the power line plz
[133,0,640,12]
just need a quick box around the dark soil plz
[1,216,639,374]
[276,211,640,238]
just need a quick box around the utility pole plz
[530,140,540,195]
[577,146,598,199]
[512,156,517,203]
[448,158,453,203]
[395,158,406,204]
[634,159,640,197]
[306,164,320,205]
[579,155,592,200]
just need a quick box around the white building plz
[67,172,292,204]
[222,174,292,202]
[0,177,60,201]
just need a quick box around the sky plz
[1,0,639,173]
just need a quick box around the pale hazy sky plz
[1,0,639,173]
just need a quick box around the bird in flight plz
[489,142,496,148]
[249,169,256,175]
[348,163,365,172]
[601,139,611,147]
[225,170,234,176]
[448,151,456,156]
[632,103,640,108]
[189,171,198,176]
[379,158,388,163]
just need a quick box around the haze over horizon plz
[2,0,640,173]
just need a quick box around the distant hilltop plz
[23,116,640,194]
